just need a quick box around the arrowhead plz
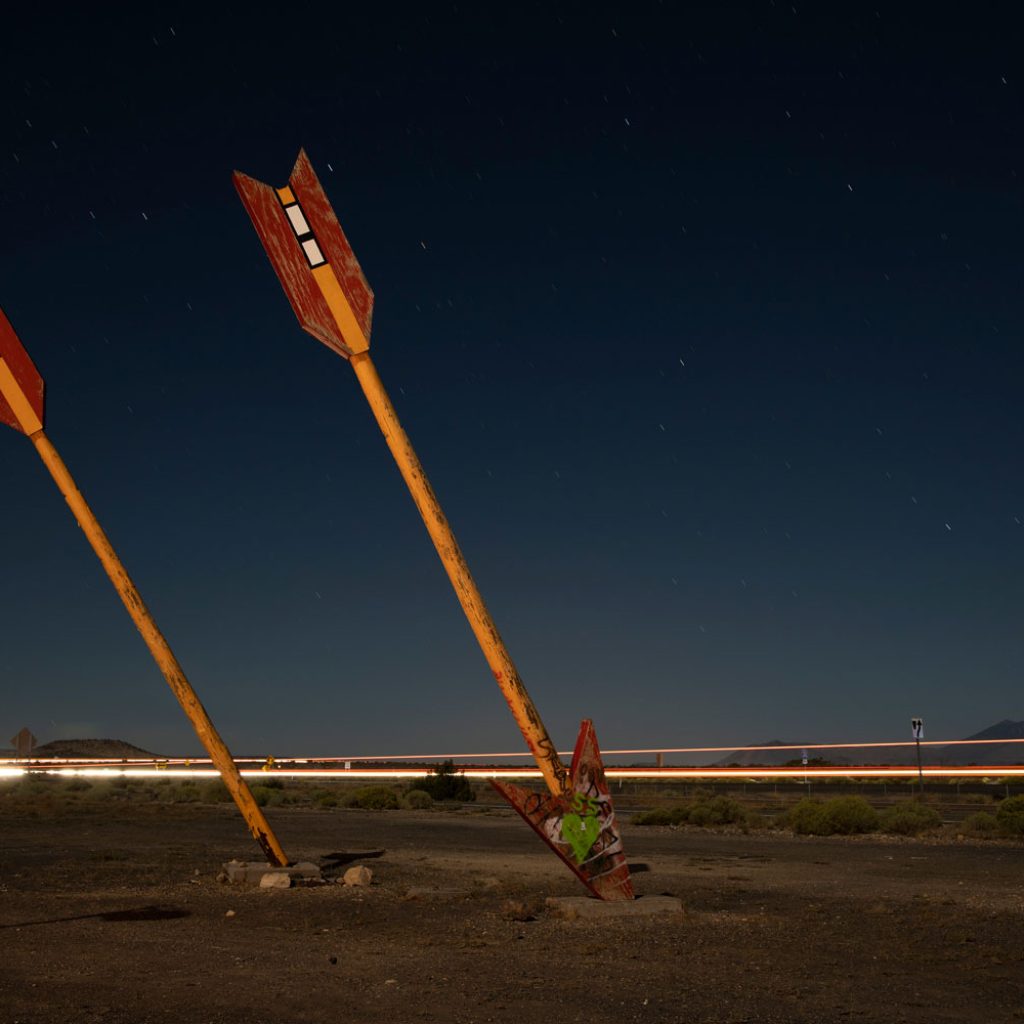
[493,719,634,901]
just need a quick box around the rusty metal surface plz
[0,307,44,434]
[492,719,634,901]
[233,169,353,359]
[233,151,374,360]
[288,150,374,342]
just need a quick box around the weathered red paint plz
[492,719,634,901]
[232,150,374,359]
[233,169,346,357]
[0,307,45,434]
[288,150,374,342]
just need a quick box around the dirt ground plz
[2,801,1023,1024]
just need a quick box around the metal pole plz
[28,429,288,866]
[916,736,924,795]
[349,351,570,797]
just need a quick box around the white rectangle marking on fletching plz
[302,238,326,266]
[285,204,311,236]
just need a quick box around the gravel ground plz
[2,802,1023,1023]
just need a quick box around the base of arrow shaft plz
[348,352,570,797]
[29,429,289,867]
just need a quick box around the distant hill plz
[712,740,808,767]
[714,719,1024,768]
[31,738,160,760]
[937,720,1024,766]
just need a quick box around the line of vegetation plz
[0,760,481,815]
[632,793,1024,839]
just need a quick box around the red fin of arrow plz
[0,307,45,435]
[233,151,373,361]
[288,150,374,342]
[492,719,634,901]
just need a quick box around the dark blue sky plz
[1,5,1021,756]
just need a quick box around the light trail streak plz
[2,765,1023,781]
[5,734,1021,773]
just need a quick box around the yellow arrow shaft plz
[28,429,288,866]
[349,352,570,797]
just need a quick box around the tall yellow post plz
[349,352,570,797]
[27,429,289,867]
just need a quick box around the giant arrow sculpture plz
[0,307,289,867]
[235,151,633,900]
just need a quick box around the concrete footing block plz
[223,860,322,885]
[546,895,683,919]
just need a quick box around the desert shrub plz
[688,796,749,827]
[995,795,1024,837]
[403,789,433,810]
[631,807,679,826]
[632,796,749,828]
[249,785,270,807]
[170,782,200,803]
[257,776,285,789]
[879,800,941,835]
[416,761,475,802]
[311,788,339,808]
[200,780,232,803]
[960,811,999,836]
[341,786,401,810]
[65,779,92,792]
[785,799,828,834]
[786,797,879,836]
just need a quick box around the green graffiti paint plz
[562,793,602,863]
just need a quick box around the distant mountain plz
[31,738,160,759]
[713,719,1024,768]
[937,720,1024,766]
[712,741,814,767]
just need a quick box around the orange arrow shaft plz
[349,352,570,797]
[27,429,288,866]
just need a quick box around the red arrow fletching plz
[233,150,374,360]
[0,307,45,435]
[288,150,374,343]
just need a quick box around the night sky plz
[1,5,1021,758]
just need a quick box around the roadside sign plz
[911,718,924,740]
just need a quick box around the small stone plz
[384,979,397,986]
[343,866,373,887]
[328,955,338,965]
[259,872,292,889]
[225,910,236,918]
[216,872,228,884]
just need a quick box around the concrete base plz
[223,860,322,885]
[546,895,683,919]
